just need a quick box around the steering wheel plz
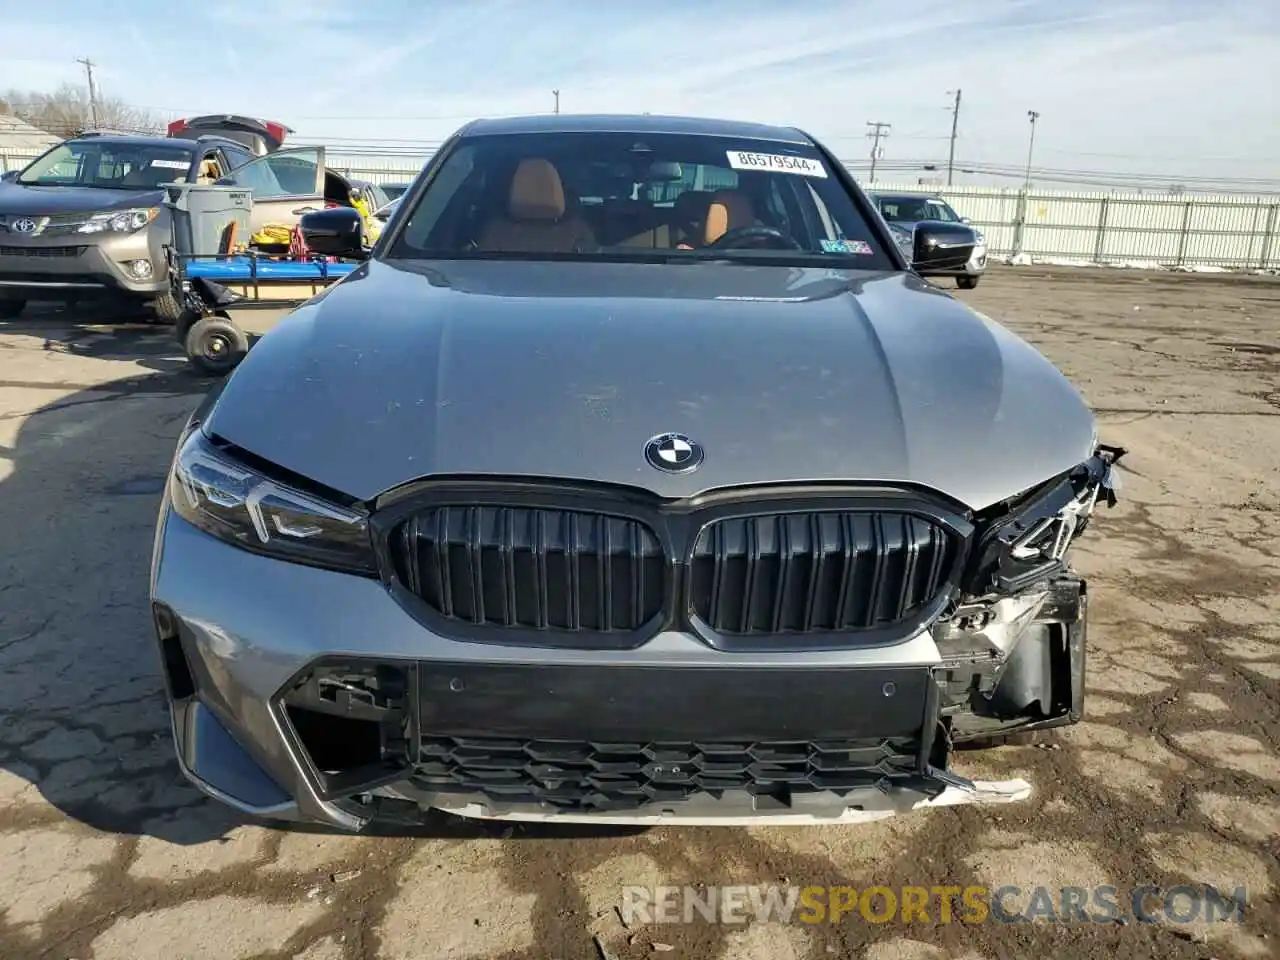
[706,225,804,251]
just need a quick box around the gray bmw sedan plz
[150,113,1123,831]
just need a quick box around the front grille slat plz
[392,501,958,642]
[415,735,920,811]
[690,510,956,638]
[394,506,664,634]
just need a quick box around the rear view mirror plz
[301,207,367,258]
[912,221,977,272]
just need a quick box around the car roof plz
[67,133,243,151]
[462,113,812,144]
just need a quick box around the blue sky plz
[3,0,1276,186]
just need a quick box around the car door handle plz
[292,206,319,215]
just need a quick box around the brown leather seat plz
[476,158,596,253]
[670,190,713,247]
[704,189,757,245]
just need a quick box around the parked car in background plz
[380,182,411,201]
[150,112,1123,832]
[167,115,293,157]
[868,191,987,288]
[373,195,400,223]
[0,130,257,321]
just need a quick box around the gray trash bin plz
[164,183,253,256]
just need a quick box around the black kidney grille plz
[690,512,955,635]
[414,735,919,810]
[392,506,665,631]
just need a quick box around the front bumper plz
[919,246,987,278]
[151,499,1088,829]
[0,226,170,299]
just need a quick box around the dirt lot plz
[0,267,1277,960]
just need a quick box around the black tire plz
[956,275,980,290]
[174,308,203,346]
[148,290,185,324]
[185,316,249,377]
[0,299,27,319]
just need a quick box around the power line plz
[865,121,890,183]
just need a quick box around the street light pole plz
[1023,110,1040,191]
[552,89,560,114]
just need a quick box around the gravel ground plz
[0,266,1277,960]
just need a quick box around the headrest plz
[508,158,566,221]
[704,189,755,245]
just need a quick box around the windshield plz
[876,196,961,223]
[388,131,894,268]
[18,141,195,189]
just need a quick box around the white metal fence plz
[4,149,1277,271]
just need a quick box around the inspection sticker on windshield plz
[821,238,874,255]
[725,151,828,177]
[149,159,190,169]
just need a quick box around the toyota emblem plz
[644,433,704,474]
[11,217,38,234]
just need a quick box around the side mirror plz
[0,170,19,183]
[301,207,367,258]
[912,221,977,272]
[960,216,971,224]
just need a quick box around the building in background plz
[0,113,59,168]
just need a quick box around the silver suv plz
[0,131,255,321]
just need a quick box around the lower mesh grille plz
[391,506,665,632]
[0,245,87,257]
[690,511,956,635]
[413,736,920,810]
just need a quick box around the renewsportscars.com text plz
[620,884,1248,926]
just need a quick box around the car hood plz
[204,259,1096,511]
[0,183,165,215]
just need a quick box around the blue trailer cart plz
[168,250,358,376]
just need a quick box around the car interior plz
[412,150,872,256]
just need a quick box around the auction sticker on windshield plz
[726,151,828,177]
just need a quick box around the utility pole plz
[1023,110,1040,191]
[76,57,99,130]
[946,89,962,186]
[865,121,890,182]
[552,89,560,114]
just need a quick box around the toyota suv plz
[0,131,256,321]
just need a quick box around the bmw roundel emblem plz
[644,432,704,474]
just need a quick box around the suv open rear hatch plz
[167,115,292,155]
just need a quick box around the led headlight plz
[79,207,158,234]
[170,429,376,575]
